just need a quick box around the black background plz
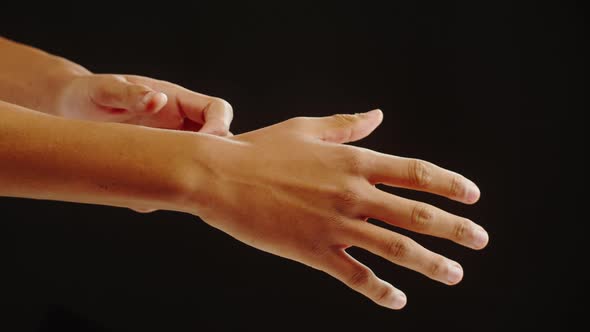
[1,1,583,331]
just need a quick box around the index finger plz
[172,87,233,135]
[365,152,480,204]
[125,76,234,134]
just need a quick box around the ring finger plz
[364,187,489,250]
[342,221,464,285]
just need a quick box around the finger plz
[306,109,383,144]
[172,89,232,134]
[342,221,464,285]
[366,153,480,204]
[181,119,204,132]
[89,75,167,113]
[364,187,489,249]
[198,98,234,136]
[124,76,234,134]
[131,207,157,213]
[319,249,407,310]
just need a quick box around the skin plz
[0,37,233,134]
[0,37,489,310]
[0,36,233,212]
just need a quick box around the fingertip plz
[472,226,489,250]
[465,179,481,204]
[201,127,229,136]
[360,108,384,136]
[199,119,230,136]
[376,282,407,310]
[446,263,464,285]
[141,91,168,113]
[360,109,383,126]
[387,289,407,310]
[221,98,234,118]
[364,108,383,119]
[131,207,157,213]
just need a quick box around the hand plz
[53,73,233,213]
[54,74,233,135]
[192,109,488,310]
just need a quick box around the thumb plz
[198,98,234,136]
[314,109,383,144]
[88,75,168,113]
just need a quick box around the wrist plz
[163,132,231,215]
[0,38,90,115]
[43,56,91,116]
[0,104,224,214]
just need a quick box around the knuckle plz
[332,113,359,126]
[385,237,411,261]
[453,219,469,241]
[343,148,365,175]
[336,188,360,205]
[125,84,137,100]
[333,186,364,215]
[410,204,435,230]
[348,267,374,289]
[325,214,347,228]
[429,258,447,278]
[408,159,433,188]
[376,285,394,303]
[309,239,328,257]
[449,174,466,198]
[93,85,116,104]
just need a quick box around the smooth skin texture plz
[197,110,487,309]
[0,37,233,134]
[0,37,489,310]
[0,36,232,213]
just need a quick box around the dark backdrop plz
[1,1,582,331]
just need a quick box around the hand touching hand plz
[193,109,488,310]
[55,74,233,135]
[52,73,233,213]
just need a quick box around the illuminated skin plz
[0,36,233,212]
[0,37,233,134]
[0,37,489,310]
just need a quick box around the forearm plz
[0,100,211,212]
[0,36,89,115]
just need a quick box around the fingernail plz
[141,91,157,105]
[363,109,381,116]
[447,263,463,284]
[388,290,407,310]
[472,227,489,249]
[466,179,480,203]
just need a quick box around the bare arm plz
[0,37,87,115]
[0,33,489,309]
[0,36,232,133]
[0,100,208,212]
[0,103,488,309]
